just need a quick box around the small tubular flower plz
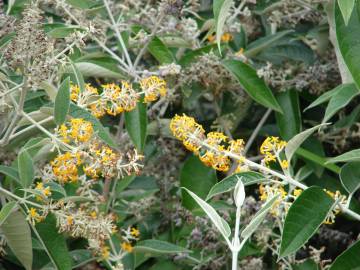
[140,76,167,103]
[260,136,287,167]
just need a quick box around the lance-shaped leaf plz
[206,172,265,201]
[335,1,360,89]
[241,195,279,239]
[134,240,191,254]
[0,201,17,226]
[326,148,360,163]
[1,211,33,270]
[338,0,355,26]
[54,77,70,125]
[279,187,334,259]
[222,60,283,113]
[125,102,147,151]
[329,239,360,270]
[182,187,231,242]
[339,162,360,194]
[18,150,34,188]
[213,0,233,53]
[285,123,328,162]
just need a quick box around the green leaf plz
[148,36,175,64]
[69,60,85,93]
[222,59,283,113]
[293,260,319,270]
[279,187,334,258]
[44,24,84,38]
[295,148,340,174]
[213,0,233,53]
[180,155,217,210]
[71,62,126,79]
[69,104,117,148]
[285,124,328,162]
[18,150,34,188]
[326,149,360,163]
[182,187,231,241]
[134,240,191,254]
[0,165,20,184]
[70,249,94,269]
[66,0,99,9]
[335,1,360,88]
[206,172,265,201]
[322,84,360,123]
[305,84,350,111]
[54,77,70,125]
[35,214,72,270]
[241,195,280,239]
[1,211,33,270]
[329,239,360,270]
[338,0,355,26]
[124,102,147,151]
[0,201,17,226]
[275,90,301,140]
[340,162,360,193]
[244,30,293,58]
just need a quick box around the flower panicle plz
[169,114,246,172]
[70,76,167,118]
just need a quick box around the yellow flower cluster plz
[140,76,167,102]
[260,136,288,168]
[170,114,246,172]
[51,152,82,184]
[57,118,94,143]
[70,76,167,118]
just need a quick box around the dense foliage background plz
[1,0,360,269]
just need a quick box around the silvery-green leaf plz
[182,187,231,241]
[285,123,328,162]
[241,195,279,240]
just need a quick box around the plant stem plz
[244,108,272,154]
[103,0,133,69]
[232,250,239,270]
[133,14,165,70]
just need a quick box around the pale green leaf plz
[214,0,234,53]
[18,150,34,188]
[54,77,70,125]
[285,124,328,162]
[206,172,265,201]
[338,0,355,26]
[1,211,33,270]
[182,187,231,241]
[241,195,279,239]
[134,240,191,254]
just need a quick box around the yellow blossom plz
[101,246,110,259]
[130,227,140,237]
[280,159,289,169]
[51,152,82,183]
[121,242,133,253]
[140,76,167,103]
[293,189,302,197]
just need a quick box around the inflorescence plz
[70,76,167,118]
